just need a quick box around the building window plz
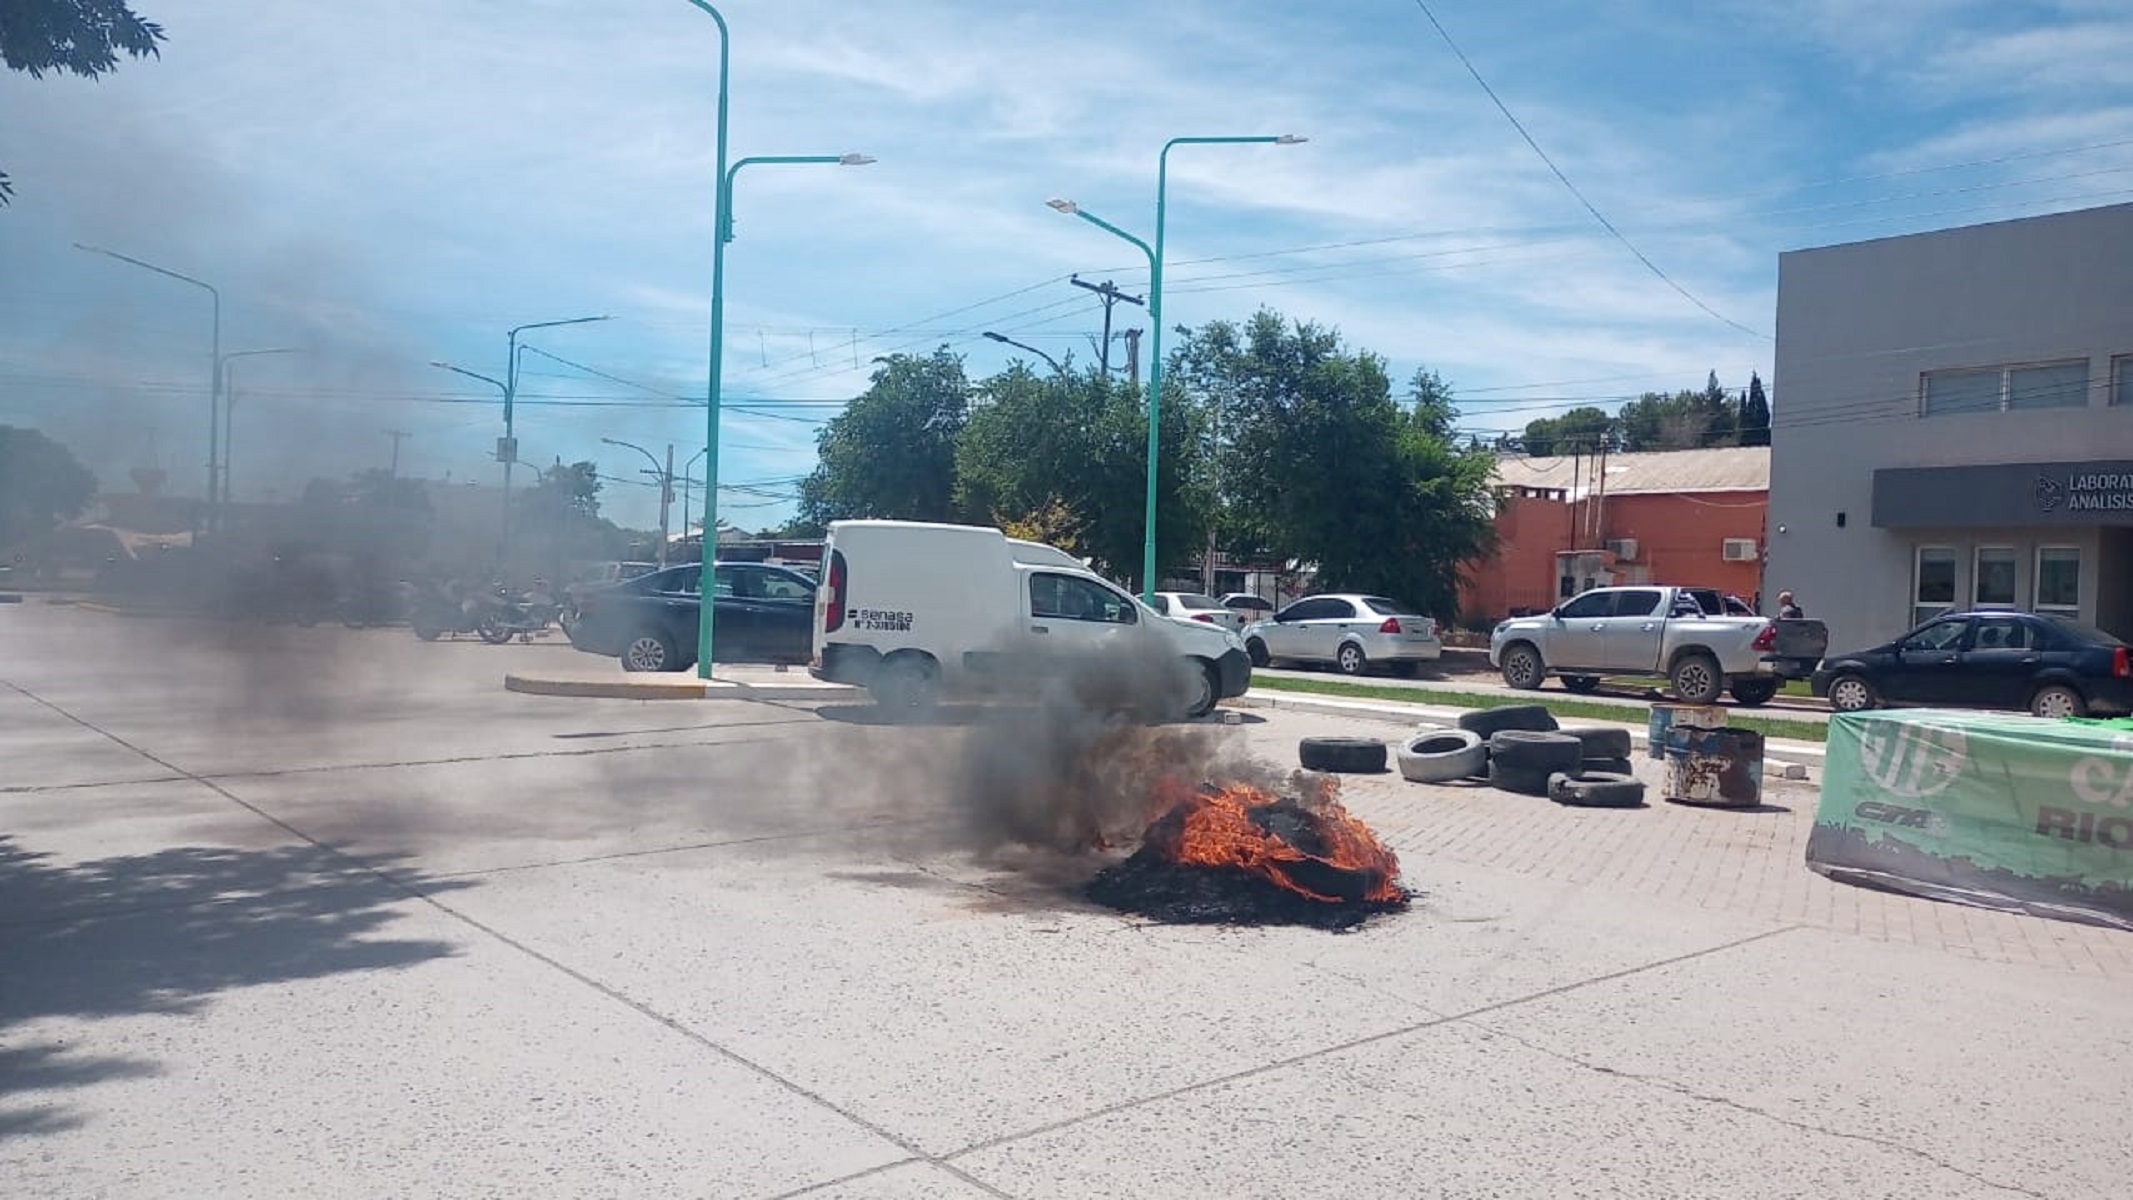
[1914,545,1957,626]
[2008,361,2090,410]
[2036,546,2081,616]
[1922,359,2091,415]
[1973,546,2016,607]
[2115,355,2133,407]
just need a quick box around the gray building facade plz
[1767,202,2133,651]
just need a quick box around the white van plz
[810,520,1252,717]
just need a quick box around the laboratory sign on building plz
[1873,459,2133,527]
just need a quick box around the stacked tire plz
[1484,730,1582,796]
[1546,724,1645,807]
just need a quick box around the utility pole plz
[1070,275,1145,375]
[1122,328,1143,388]
[384,430,411,478]
[658,443,675,568]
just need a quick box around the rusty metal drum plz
[1663,726,1764,807]
[1648,703,1726,761]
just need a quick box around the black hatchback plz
[564,561,816,672]
[1812,610,2132,718]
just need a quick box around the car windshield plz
[2044,615,2126,646]
[1360,596,1416,616]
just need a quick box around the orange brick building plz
[1459,447,1770,625]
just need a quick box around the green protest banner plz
[1807,709,2133,929]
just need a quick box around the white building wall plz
[1767,202,2133,651]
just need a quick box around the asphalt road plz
[4,602,2128,1198]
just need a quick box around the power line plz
[1408,0,1767,340]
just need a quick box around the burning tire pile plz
[1084,775,1413,932]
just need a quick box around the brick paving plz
[1331,756,2133,978]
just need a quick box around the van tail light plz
[823,549,848,633]
[2115,645,2129,678]
[1753,622,1777,652]
[1379,618,1402,634]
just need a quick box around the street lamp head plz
[428,360,451,369]
[838,153,877,166]
[982,331,1009,344]
[1275,134,1308,145]
[1046,198,1078,215]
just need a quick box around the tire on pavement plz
[1561,675,1602,694]
[1457,704,1559,739]
[1548,770,1647,808]
[1486,730,1584,775]
[1487,759,1553,796]
[1582,755,1636,777]
[1300,736,1389,774]
[1395,730,1487,783]
[1557,725,1632,760]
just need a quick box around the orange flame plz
[1142,776,1404,904]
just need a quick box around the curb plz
[503,672,860,703]
[1230,690,1821,781]
[0,593,22,604]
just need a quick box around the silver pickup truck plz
[1488,586,1828,706]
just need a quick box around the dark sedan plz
[564,562,816,672]
[1812,610,2132,718]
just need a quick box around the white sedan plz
[1243,593,1443,675]
[1149,591,1245,632]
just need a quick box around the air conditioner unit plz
[1721,538,1759,562]
[1603,538,1638,560]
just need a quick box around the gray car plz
[1243,593,1443,675]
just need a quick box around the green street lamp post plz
[1048,134,1304,602]
[73,243,222,527]
[219,347,301,505]
[501,315,610,571]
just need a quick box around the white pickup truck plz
[1488,586,1828,706]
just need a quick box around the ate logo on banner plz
[1857,723,1968,798]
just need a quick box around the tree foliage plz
[1169,311,1495,618]
[1521,406,1617,456]
[1738,371,1772,447]
[955,364,1206,584]
[0,1,166,202]
[0,424,98,545]
[798,349,968,526]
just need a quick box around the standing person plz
[1777,590,1804,619]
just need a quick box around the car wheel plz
[1730,679,1780,707]
[870,653,940,712]
[1336,643,1367,675]
[2030,683,2088,720]
[1245,637,1270,668]
[412,619,444,642]
[1669,653,1724,705]
[1500,644,1544,690]
[1182,660,1220,720]
[621,630,677,673]
[1826,673,1877,713]
[1299,736,1388,773]
[1561,674,1601,694]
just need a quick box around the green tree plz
[798,349,968,526]
[1520,406,1617,457]
[1169,310,1494,619]
[0,1,166,203]
[956,364,1207,584]
[0,425,98,545]
[1738,371,1772,447]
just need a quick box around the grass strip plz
[1253,675,1829,744]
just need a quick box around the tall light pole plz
[1047,134,1304,601]
[679,446,708,543]
[73,243,221,526]
[601,437,674,568]
[503,315,609,571]
[219,347,300,506]
[701,145,872,674]
[982,330,1064,374]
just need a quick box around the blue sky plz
[4,0,2131,531]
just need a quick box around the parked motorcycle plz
[474,582,562,644]
[409,580,486,641]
